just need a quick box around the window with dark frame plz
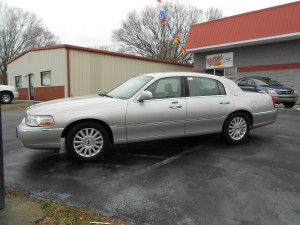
[187,77,226,97]
[41,71,51,86]
[15,75,22,88]
[146,77,181,99]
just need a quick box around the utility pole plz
[0,101,5,209]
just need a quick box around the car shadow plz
[21,133,264,176]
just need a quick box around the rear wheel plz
[222,113,250,144]
[65,122,109,161]
[283,102,295,108]
[1,92,13,104]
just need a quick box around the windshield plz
[107,76,153,99]
[255,79,282,86]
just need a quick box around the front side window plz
[146,77,181,99]
[15,75,22,88]
[256,78,282,86]
[41,71,51,86]
[187,77,226,97]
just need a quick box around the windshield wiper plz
[99,92,113,98]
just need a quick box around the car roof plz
[238,77,270,80]
[139,72,227,81]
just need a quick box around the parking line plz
[113,153,168,159]
[83,163,123,168]
[137,140,214,176]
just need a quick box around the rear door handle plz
[219,100,230,105]
[169,101,182,109]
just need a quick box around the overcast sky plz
[4,0,298,47]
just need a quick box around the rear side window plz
[187,77,226,97]
[238,79,248,86]
[248,80,255,86]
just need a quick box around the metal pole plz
[0,100,5,209]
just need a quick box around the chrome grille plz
[279,90,293,95]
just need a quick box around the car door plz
[185,76,234,135]
[126,76,186,142]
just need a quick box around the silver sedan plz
[17,72,277,161]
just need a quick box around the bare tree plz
[0,1,58,82]
[112,2,223,63]
[112,1,220,63]
[205,7,223,21]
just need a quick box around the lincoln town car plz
[17,72,277,161]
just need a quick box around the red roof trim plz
[7,44,192,67]
[186,1,300,50]
[238,62,300,72]
[190,1,300,29]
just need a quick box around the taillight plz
[271,96,276,108]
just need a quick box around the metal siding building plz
[186,1,300,103]
[7,45,192,101]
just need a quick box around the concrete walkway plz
[0,194,44,225]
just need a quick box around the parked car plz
[0,85,19,104]
[17,72,277,161]
[235,77,298,108]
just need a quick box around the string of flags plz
[157,0,186,54]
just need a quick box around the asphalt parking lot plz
[1,104,300,225]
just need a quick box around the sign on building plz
[206,52,233,69]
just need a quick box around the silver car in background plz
[17,72,277,161]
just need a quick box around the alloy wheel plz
[73,128,104,158]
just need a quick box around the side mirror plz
[137,91,152,102]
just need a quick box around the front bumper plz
[17,118,64,150]
[271,93,298,103]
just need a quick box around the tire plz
[65,122,109,161]
[283,102,295,108]
[222,112,250,144]
[1,92,13,104]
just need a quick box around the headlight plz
[26,115,55,127]
[294,90,298,94]
[267,90,277,94]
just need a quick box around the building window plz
[205,67,237,80]
[41,71,51,86]
[15,75,22,88]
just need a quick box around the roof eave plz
[187,32,300,53]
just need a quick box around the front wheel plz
[283,102,295,108]
[65,122,109,161]
[222,113,250,144]
[1,92,13,104]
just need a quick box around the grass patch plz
[1,105,28,112]
[36,200,126,225]
[5,188,126,225]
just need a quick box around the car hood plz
[0,85,16,91]
[263,86,294,92]
[27,95,127,115]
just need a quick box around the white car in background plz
[0,85,19,104]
